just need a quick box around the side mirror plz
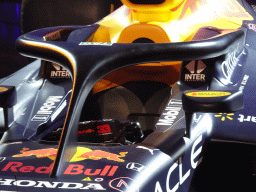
[182,90,243,138]
[0,86,17,131]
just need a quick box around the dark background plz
[0,0,122,78]
[0,1,28,78]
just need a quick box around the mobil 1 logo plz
[156,99,183,128]
[181,60,211,87]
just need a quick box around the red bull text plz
[1,161,118,176]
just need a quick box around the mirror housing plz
[0,86,17,131]
[182,90,243,138]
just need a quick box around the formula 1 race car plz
[0,0,256,191]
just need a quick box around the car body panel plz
[1,0,256,191]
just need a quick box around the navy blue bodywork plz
[1,0,256,191]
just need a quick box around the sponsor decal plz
[82,177,92,181]
[52,63,61,71]
[222,51,238,80]
[50,63,70,78]
[13,147,57,160]
[2,161,118,177]
[31,96,63,121]
[186,91,231,97]
[79,42,113,46]
[76,150,127,162]
[214,113,234,121]
[215,48,246,86]
[51,99,67,122]
[13,147,127,162]
[221,49,247,84]
[109,177,139,192]
[2,162,53,174]
[155,135,203,192]
[82,178,104,182]
[126,162,145,172]
[0,179,106,190]
[202,110,254,125]
[95,178,104,182]
[238,114,256,123]
[184,60,206,82]
[63,164,118,176]
[136,146,159,155]
[156,99,182,126]
[0,87,8,92]
[0,157,6,162]
[239,75,249,91]
[247,23,256,32]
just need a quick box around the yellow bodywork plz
[85,0,253,93]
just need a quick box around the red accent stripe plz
[107,166,119,176]
[100,165,111,176]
